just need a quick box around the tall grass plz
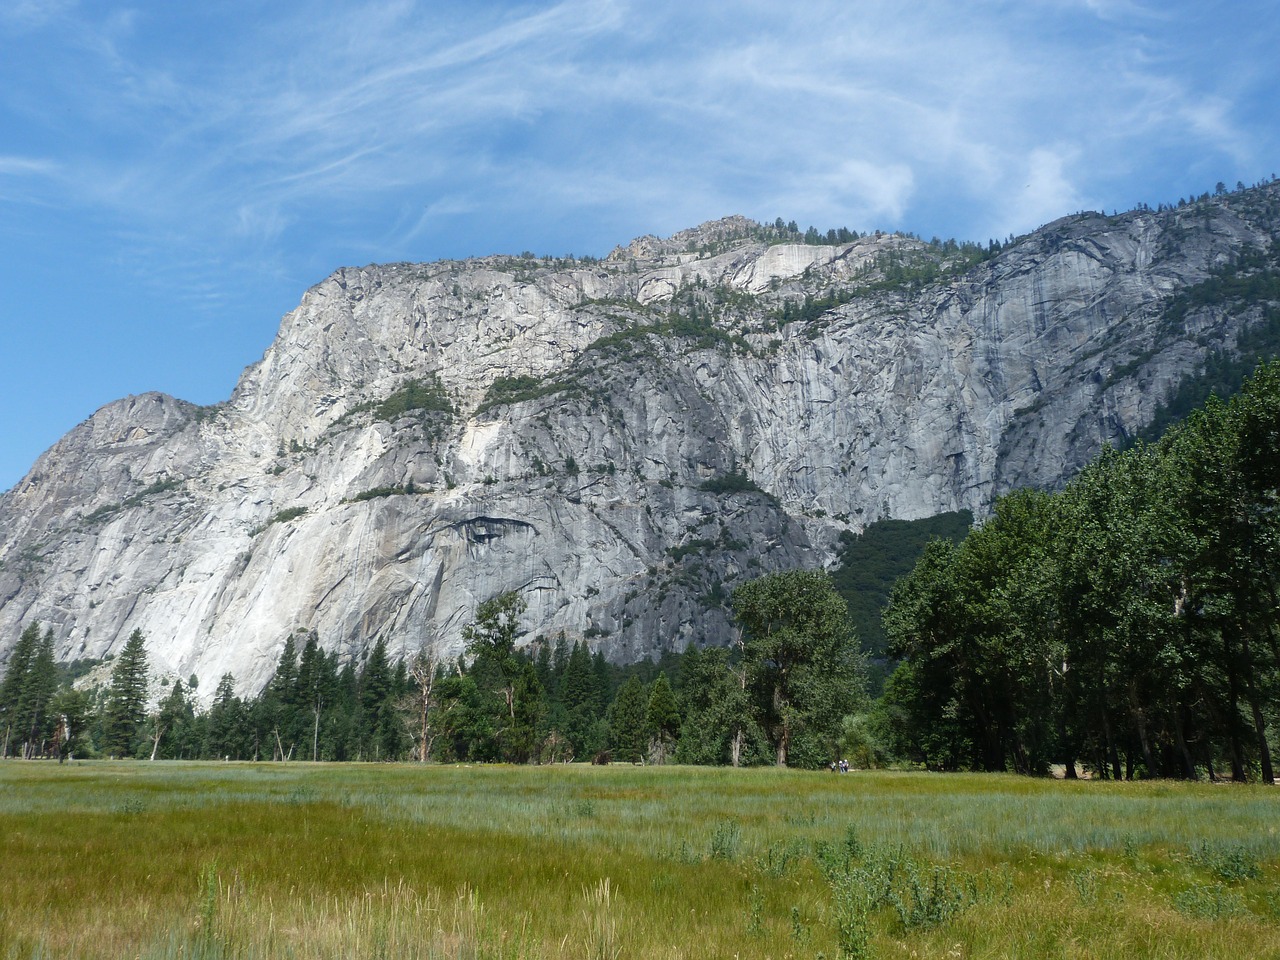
[2,762,1278,958]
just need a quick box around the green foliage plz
[1190,842,1262,883]
[882,360,1280,779]
[606,675,648,763]
[254,506,308,534]
[431,592,546,763]
[1120,241,1280,444]
[708,818,742,860]
[80,477,184,526]
[1174,884,1248,920]
[699,467,763,495]
[102,629,149,758]
[358,377,453,422]
[666,538,715,562]
[476,373,576,413]
[0,623,58,758]
[1136,305,1280,444]
[644,672,680,762]
[345,483,420,502]
[734,570,869,767]
[831,510,973,662]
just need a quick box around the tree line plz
[0,571,868,769]
[6,362,1276,778]
[879,360,1280,781]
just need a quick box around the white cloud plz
[5,1,1276,272]
[0,155,58,177]
[0,0,77,31]
[990,147,1088,238]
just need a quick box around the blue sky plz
[2,0,1278,491]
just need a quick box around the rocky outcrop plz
[2,184,1278,694]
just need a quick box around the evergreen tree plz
[359,637,394,759]
[16,628,58,757]
[0,622,40,757]
[204,673,247,760]
[592,649,612,713]
[102,629,150,758]
[607,675,648,762]
[645,672,681,763]
[504,658,545,763]
[261,634,300,758]
[560,641,604,758]
[156,680,197,759]
[293,632,331,760]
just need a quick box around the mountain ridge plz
[3,182,1279,695]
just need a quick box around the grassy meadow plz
[1,761,1278,959]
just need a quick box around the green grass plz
[2,763,1278,959]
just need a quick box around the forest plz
[881,360,1280,781]
[0,570,866,770]
[1,361,1277,780]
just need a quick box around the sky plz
[1,0,1278,491]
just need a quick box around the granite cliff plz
[3,184,1279,693]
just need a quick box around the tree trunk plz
[1130,687,1158,778]
[1102,706,1122,781]
[1224,637,1248,782]
[730,727,743,768]
[1242,634,1275,784]
[1173,708,1198,780]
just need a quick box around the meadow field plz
[1,761,1278,959]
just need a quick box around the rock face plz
[2,185,1279,693]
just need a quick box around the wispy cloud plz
[0,155,58,177]
[4,0,1278,283]
[0,0,78,31]
[1,0,1278,490]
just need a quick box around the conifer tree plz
[560,641,604,758]
[156,680,196,759]
[645,672,681,763]
[18,629,59,757]
[607,675,648,762]
[102,629,150,758]
[359,637,395,759]
[0,623,40,757]
[204,673,247,760]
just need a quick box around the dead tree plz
[406,644,441,762]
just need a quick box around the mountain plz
[3,183,1279,693]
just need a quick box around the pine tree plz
[263,634,300,759]
[17,629,59,757]
[560,641,603,758]
[359,637,394,760]
[293,632,329,760]
[156,680,196,759]
[645,672,681,763]
[204,673,246,760]
[102,629,150,758]
[607,676,648,762]
[0,623,40,757]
